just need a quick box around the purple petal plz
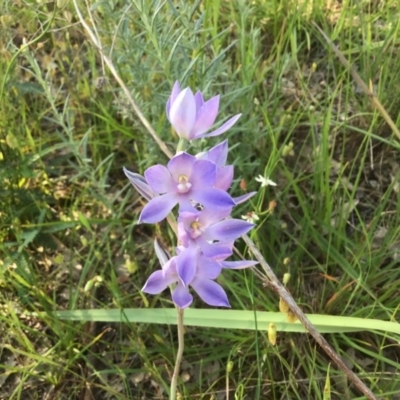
[198,114,242,139]
[142,270,176,294]
[154,239,171,267]
[205,219,255,242]
[197,237,232,259]
[166,81,181,120]
[144,165,174,193]
[192,188,235,210]
[178,210,200,222]
[197,255,223,279]
[123,168,157,201]
[215,166,234,191]
[202,140,228,166]
[172,283,193,308]
[139,193,177,224]
[189,159,216,188]
[167,152,196,182]
[191,277,230,307]
[233,191,257,205]
[194,90,204,110]
[169,88,196,139]
[176,246,197,286]
[220,260,258,269]
[191,95,220,137]
[177,197,198,214]
[198,208,232,226]
[177,220,190,247]
[208,242,235,262]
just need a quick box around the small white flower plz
[255,175,277,187]
[242,212,260,224]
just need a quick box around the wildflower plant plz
[123,81,258,397]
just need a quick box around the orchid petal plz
[123,168,157,201]
[189,159,216,188]
[142,270,176,294]
[205,219,255,242]
[176,246,197,286]
[167,152,196,181]
[198,208,232,226]
[172,283,193,308]
[191,188,235,210]
[169,88,196,139]
[197,255,223,279]
[177,198,198,214]
[220,260,258,269]
[177,221,190,247]
[233,191,257,205]
[197,237,232,259]
[194,90,204,110]
[210,241,235,261]
[166,81,181,117]
[202,140,228,166]
[154,239,171,267]
[166,81,181,119]
[197,114,241,139]
[215,165,234,191]
[144,164,174,193]
[138,193,177,224]
[191,95,220,137]
[191,278,230,307]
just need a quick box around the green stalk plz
[170,308,185,399]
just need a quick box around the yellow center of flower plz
[190,221,202,238]
[177,175,192,193]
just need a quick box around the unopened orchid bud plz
[166,81,241,141]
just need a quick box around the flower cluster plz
[124,81,257,308]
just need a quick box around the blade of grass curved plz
[51,308,400,335]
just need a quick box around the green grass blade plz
[51,308,400,335]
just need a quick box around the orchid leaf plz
[51,308,400,335]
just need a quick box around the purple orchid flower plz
[166,81,241,141]
[142,245,230,308]
[138,152,235,224]
[142,242,258,308]
[177,208,254,258]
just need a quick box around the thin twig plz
[72,0,173,159]
[312,22,400,142]
[243,234,377,400]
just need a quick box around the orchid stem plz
[176,138,189,153]
[170,307,184,400]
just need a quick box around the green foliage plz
[1,0,400,398]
